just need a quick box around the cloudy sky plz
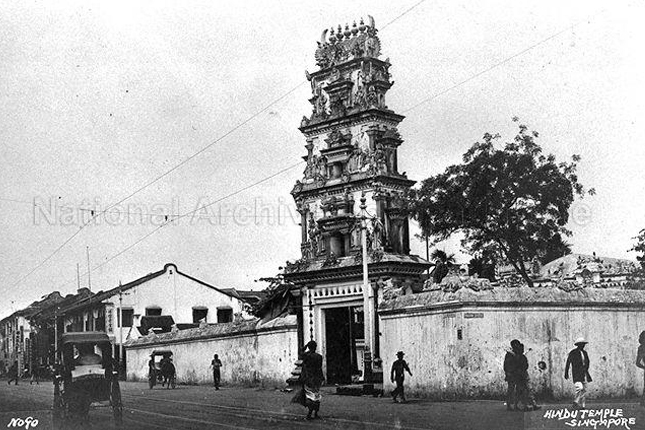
[1,0,644,319]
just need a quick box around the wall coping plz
[125,315,297,349]
[378,286,645,317]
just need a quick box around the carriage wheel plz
[52,391,66,430]
[66,395,90,427]
[110,381,124,427]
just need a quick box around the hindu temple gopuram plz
[282,16,645,401]
[284,16,430,385]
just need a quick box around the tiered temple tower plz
[284,16,430,385]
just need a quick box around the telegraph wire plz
[0,2,427,222]
[402,10,604,114]
[0,195,293,219]
[6,4,600,293]
[53,160,304,292]
[381,0,427,30]
[7,81,305,289]
[5,1,425,290]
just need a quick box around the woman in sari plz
[293,340,324,420]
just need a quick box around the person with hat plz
[148,354,156,388]
[516,342,541,411]
[504,340,522,411]
[210,354,223,389]
[565,337,592,409]
[390,351,412,403]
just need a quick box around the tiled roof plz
[125,315,297,348]
[286,252,430,274]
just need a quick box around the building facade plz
[0,312,31,375]
[1,291,65,375]
[284,17,430,385]
[57,263,251,366]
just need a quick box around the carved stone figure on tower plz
[367,144,388,175]
[307,213,321,258]
[366,86,380,108]
[312,87,328,119]
[370,217,385,251]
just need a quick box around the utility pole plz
[86,246,92,291]
[118,281,123,378]
[426,234,430,276]
[359,193,373,386]
[54,306,58,364]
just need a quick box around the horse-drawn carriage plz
[52,332,123,429]
[148,350,176,389]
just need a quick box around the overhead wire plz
[6,2,599,295]
[5,0,429,291]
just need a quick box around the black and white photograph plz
[1,1,644,429]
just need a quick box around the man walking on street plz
[565,337,592,409]
[504,339,522,411]
[516,342,541,411]
[391,351,412,403]
[7,361,19,385]
[30,364,40,385]
[291,340,325,420]
[210,354,222,389]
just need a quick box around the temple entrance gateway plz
[324,306,364,384]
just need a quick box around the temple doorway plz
[324,306,364,384]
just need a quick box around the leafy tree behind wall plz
[430,249,455,283]
[411,118,593,287]
[631,228,645,273]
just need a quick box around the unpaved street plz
[1,381,644,430]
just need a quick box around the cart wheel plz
[110,381,123,427]
[52,392,65,430]
[66,395,89,428]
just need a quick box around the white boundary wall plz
[380,297,645,400]
[126,316,298,387]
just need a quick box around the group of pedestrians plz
[5,362,49,385]
[504,336,592,411]
[503,339,540,411]
[291,343,414,420]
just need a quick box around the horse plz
[160,360,176,389]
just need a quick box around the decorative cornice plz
[293,175,415,201]
[299,108,404,136]
[284,260,429,284]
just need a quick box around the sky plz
[1,0,644,319]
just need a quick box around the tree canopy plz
[631,228,645,273]
[411,118,593,287]
[430,249,455,283]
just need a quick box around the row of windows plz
[115,307,233,327]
